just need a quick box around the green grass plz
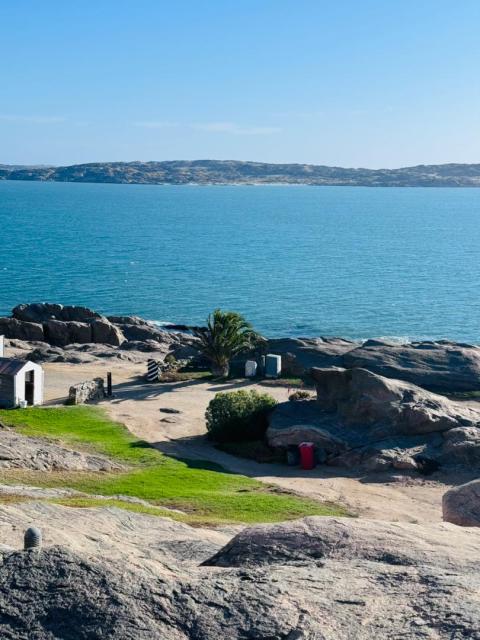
[260,373,315,388]
[0,406,348,525]
[159,369,213,383]
[443,390,480,400]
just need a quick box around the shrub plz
[288,390,313,402]
[206,390,277,442]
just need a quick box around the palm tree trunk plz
[211,362,229,377]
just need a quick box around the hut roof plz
[0,358,31,376]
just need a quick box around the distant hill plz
[2,160,480,186]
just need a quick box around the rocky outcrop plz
[266,336,356,376]
[6,304,480,393]
[443,479,480,527]
[91,318,125,346]
[205,515,479,569]
[107,315,154,326]
[119,322,173,342]
[0,428,121,472]
[0,304,202,361]
[67,378,106,405]
[43,319,92,346]
[343,339,480,391]
[313,367,480,435]
[0,317,44,341]
[262,336,480,392]
[267,367,480,471]
[12,302,101,323]
[0,508,479,639]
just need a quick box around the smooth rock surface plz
[312,367,480,435]
[43,319,92,346]
[443,479,480,526]
[0,428,122,472]
[0,507,479,639]
[91,318,125,346]
[343,339,480,391]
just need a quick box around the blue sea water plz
[1,180,480,341]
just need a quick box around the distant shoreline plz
[2,159,480,187]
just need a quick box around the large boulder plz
[443,479,480,527]
[12,302,64,323]
[67,378,106,405]
[267,398,349,453]
[312,367,480,436]
[205,515,480,569]
[91,319,125,346]
[43,319,92,346]
[119,322,172,342]
[13,302,101,323]
[441,427,480,466]
[0,317,44,341]
[267,367,480,471]
[343,339,480,392]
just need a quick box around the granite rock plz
[1,511,479,639]
[443,479,480,527]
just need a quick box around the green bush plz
[206,390,277,442]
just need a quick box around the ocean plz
[1,179,480,342]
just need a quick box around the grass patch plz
[159,368,213,383]
[0,406,348,525]
[48,497,196,522]
[260,373,315,389]
[443,390,480,400]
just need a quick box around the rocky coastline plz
[2,302,480,393]
[2,302,480,478]
[1,302,480,638]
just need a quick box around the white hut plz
[0,358,44,408]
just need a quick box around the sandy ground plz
[35,359,472,523]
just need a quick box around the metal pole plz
[107,372,112,397]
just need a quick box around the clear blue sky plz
[1,1,479,168]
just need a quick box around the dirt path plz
[42,361,462,523]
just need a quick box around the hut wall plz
[0,373,15,408]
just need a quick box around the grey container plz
[265,354,281,378]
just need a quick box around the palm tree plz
[193,309,262,377]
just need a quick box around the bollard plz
[24,527,42,551]
[107,371,112,397]
[147,359,159,382]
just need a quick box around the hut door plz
[25,370,35,405]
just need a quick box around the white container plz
[245,360,258,378]
[19,400,28,409]
[265,354,282,378]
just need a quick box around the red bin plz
[299,442,315,470]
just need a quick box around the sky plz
[1,1,480,168]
